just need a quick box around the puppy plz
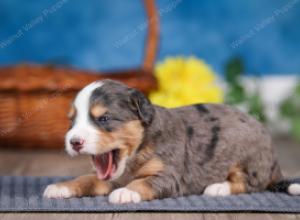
[44,79,300,203]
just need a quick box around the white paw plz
[43,184,73,199]
[108,187,141,204]
[203,181,231,196]
[288,183,300,195]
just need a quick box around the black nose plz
[70,137,84,152]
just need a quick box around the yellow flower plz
[149,56,224,108]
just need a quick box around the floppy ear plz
[129,88,154,126]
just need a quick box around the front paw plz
[43,184,77,199]
[108,187,141,204]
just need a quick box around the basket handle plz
[142,0,159,73]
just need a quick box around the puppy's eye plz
[97,115,110,123]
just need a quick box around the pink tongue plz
[94,151,113,180]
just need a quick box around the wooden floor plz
[0,213,300,220]
[0,137,299,220]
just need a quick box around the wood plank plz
[0,213,205,220]
[202,213,231,220]
[0,213,114,220]
[0,149,91,176]
[270,214,298,220]
[0,213,299,220]
[227,213,273,220]
[112,213,205,220]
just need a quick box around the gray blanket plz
[0,176,300,212]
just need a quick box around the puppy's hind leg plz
[203,164,248,196]
[204,157,276,197]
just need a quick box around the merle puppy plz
[44,80,300,203]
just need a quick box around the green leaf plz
[247,93,267,122]
[225,84,247,104]
[280,98,295,118]
[295,83,300,95]
[225,57,244,85]
[280,85,300,118]
[291,117,300,141]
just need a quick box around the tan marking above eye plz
[68,105,76,120]
[91,104,107,118]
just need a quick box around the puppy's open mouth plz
[92,149,119,180]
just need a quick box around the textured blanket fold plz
[0,176,300,212]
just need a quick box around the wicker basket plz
[0,0,159,149]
